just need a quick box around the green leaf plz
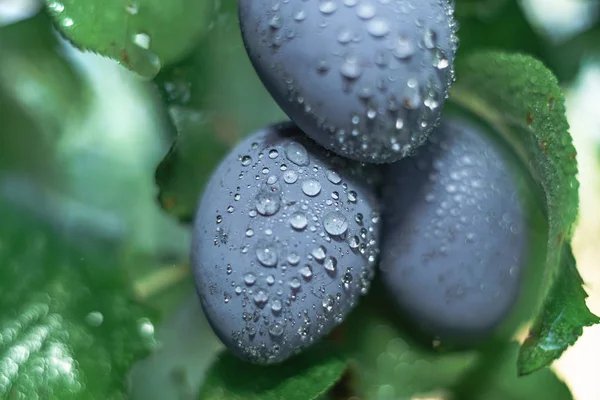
[154,6,284,222]
[154,107,231,223]
[339,295,477,399]
[197,342,347,400]
[462,343,572,400]
[0,13,90,181]
[44,0,214,77]
[450,52,592,372]
[518,245,599,375]
[0,183,158,399]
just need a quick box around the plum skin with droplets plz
[238,0,458,164]
[378,116,546,340]
[191,122,381,365]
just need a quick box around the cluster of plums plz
[191,0,543,365]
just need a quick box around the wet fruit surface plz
[239,0,458,163]
[191,122,381,364]
[379,116,540,339]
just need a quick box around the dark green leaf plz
[450,52,590,372]
[44,0,214,77]
[455,0,545,59]
[197,342,347,400]
[518,245,599,375]
[154,6,284,222]
[0,188,158,399]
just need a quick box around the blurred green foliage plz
[1,0,599,399]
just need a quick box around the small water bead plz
[294,9,307,21]
[319,1,338,14]
[337,28,353,44]
[326,170,342,184]
[246,228,254,237]
[255,190,281,216]
[289,277,302,291]
[234,193,241,201]
[227,205,234,213]
[216,215,223,224]
[322,295,335,312]
[226,264,232,275]
[235,286,243,295]
[285,142,310,166]
[269,322,285,336]
[312,246,327,261]
[256,240,278,267]
[340,55,363,80]
[244,273,257,286]
[300,265,313,279]
[332,191,340,200]
[271,299,283,314]
[423,28,437,49]
[287,252,301,265]
[367,18,390,37]
[302,179,322,197]
[253,290,270,307]
[324,211,349,236]
[266,275,275,285]
[348,235,360,249]
[356,2,376,19]
[241,155,252,166]
[347,190,358,203]
[393,36,415,59]
[290,212,308,230]
[324,256,337,273]
[85,311,104,327]
[284,170,299,184]
[224,294,231,303]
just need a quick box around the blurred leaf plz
[450,52,587,372]
[460,342,572,400]
[0,12,89,181]
[340,296,477,399]
[0,190,158,399]
[154,4,284,223]
[456,0,545,59]
[154,107,230,223]
[518,245,599,375]
[44,0,214,78]
[197,342,346,400]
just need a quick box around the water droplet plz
[133,33,151,49]
[269,322,284,336]
[340,55,363,80]
[269,149,279,159]
[289,277,302,291]
[287,252,301,265]
[285,141,310,166]
[85,311,104,327]
[300,265,313,280]
[324,256,337,273]
[324,211,349,236]
[290,212,308,230]
[302,179,322,197]
[271,299,283,314]
[256,240,278,267]
[393,36,415,59]
[253,290,269,307]
[356,2,376,19]
[348,190,358,203]
[255,190,281,216]
[283,170,299,184]
[241,155,252,166]
[367,18,389,37]
[319,1,338,14]
[322,295,334,312]
[244,273,257,286]
[312,246,327,261]
[326,170,342,184]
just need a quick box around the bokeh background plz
[1,0,599,399]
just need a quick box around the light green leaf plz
[450,52,591,373]
[518,245,599,375]
[0,189,158,399]
[197,342,347,400]
[44,0,214,77]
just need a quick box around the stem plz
[133,263,191,300]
